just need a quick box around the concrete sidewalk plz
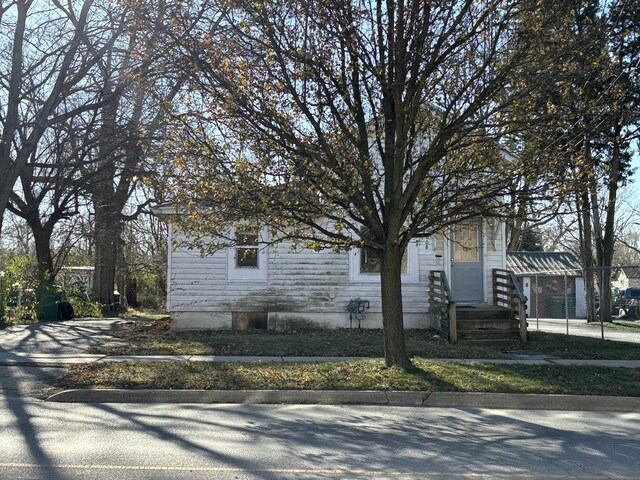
[2,351,640,368]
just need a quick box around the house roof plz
[617,266,640,279]
[151,202,178,215]
[506,251,582,276]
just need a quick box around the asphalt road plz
[0,399,638,480]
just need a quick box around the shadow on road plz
[1,366,66,480]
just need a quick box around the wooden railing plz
[429,271,457,343]
[492,268,528,344]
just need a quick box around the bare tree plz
[82,19,183,304]
[0,0,124,235]
[7,119,94,279]
[161,0,566,366]
[521,0,639,322]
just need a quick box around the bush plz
[0,256,42,327]
[0,260,104,326]
[64,280,102,318]
[126,271,166,310]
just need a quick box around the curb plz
[46,389,640,411]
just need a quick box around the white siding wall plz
[612,272,628,290]
[167,221,506,330]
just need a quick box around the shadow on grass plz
[95,320,506,359]
[610,320,640,330]
[57,359,640,396]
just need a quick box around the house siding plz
[166,221,506,330]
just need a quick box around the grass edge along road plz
[58,359,640,397]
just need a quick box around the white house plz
[154,207,508,332]
[612,267,640,291]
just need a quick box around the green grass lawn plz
[92,318,640,360]
[58,359,640,396]
[72,320,640,395]
[92,318,505,359]
[584,319,640,332]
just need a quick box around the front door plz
[451,221,483,302]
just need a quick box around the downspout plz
[166,223,173,312]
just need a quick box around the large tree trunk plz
[0,207,5,241]
[380,243,410,367]
[91,200,121,304]
[577,193,598,322]
[126,277,138,308]
[594,124,624,323]
[0,165,19,238]
[33,225,55,282]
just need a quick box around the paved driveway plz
[0,318,125,355]
[0,319,127,399]
[531,317,640,344]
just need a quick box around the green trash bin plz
[550,296,576,318]
[39,286,63,322]
[550,297,564,318]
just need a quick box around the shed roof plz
[507,251,582,276]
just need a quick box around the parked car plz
[612,288,640,319]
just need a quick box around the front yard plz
[90,318,505,358]
[91,317,640,360]
[59,317,640,396]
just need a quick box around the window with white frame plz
[350,243,419,283]
[228,226,268,281]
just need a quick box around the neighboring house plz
[507,251,585,319]
[611,267,640,290]
[154,205,508,331]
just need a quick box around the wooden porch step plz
[457,318,519,331]
[458,328,519,339]
[455,304,511,320]
[457,338,521,348]
[453,304,520,347]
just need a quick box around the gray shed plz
[507,252,585,319]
